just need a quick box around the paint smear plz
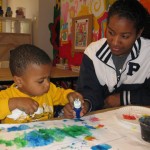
[84,136,96,141]
[89,117,100,122]
[24,130,54,147]
[7,124,30,132]
[85,124,96,129]
[91,144,112,150]
[74,118,84,122]
[63,119,68,122]
[96,124,104,128]
[0,125,92,148]
[123,114,136,120]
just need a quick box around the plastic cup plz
[139,116,150,143]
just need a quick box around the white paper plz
[0,109,150,150]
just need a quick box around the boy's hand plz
[9,97,39,115]
[63,92,88,118]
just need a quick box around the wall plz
[37,0,55,59]
[140,0,150,13]
[59,0,116,66]
[2,0,55,59]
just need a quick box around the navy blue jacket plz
[76,38,150,111]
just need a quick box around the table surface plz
[0,106,149,150]
[0,67,79,82]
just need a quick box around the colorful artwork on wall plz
[49,1,60,65]
[58,0,116,65]
[140,0,150,13]
[72,14,93,53]
[97,11,108,39]
[60,23,69,45]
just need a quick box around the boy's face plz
[15,63,52,97]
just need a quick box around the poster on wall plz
[60,23,69,45]
[72,14,93,53]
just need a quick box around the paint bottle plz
[74,99,81,119]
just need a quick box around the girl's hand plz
[9,97,39,115]
[104,93,120,108]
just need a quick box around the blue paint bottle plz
[74,99,81,119]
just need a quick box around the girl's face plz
[106,15,142,56]
[15,63,52,97]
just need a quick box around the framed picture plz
[60,23,69,45]
[72,14,93,53]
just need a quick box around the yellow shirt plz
[0,82,73,123]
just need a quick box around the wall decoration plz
[97,11,108,39]
[140,0,150,13]
[60,23,69,45]
[72,14,93,53]
[59,0,116,65]
[49,1,60,65]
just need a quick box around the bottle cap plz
[74,99,81,109]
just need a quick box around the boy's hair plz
[9,44,51,76]
[108,0,149,34]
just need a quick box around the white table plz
[0,107,149,150]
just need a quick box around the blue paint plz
[74,118,84,122]
[85,124,96,129]
[91,144,112,150]
[7,125,30,132]
[24,130,54,147]
[63,119,68,122]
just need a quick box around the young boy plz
[0,44,85,123]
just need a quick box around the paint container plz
[139,116,150,143]
[74,99,81,119]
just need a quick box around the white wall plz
[2,0,54,59]
[5,0,38,19]
[37,0,55,59]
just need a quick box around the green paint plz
[63,125,91,137]
[0,139,13,146]
[0,135,27,148]
[0,125,92,148]
[43,128,66,142]
[14,136,28,148]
